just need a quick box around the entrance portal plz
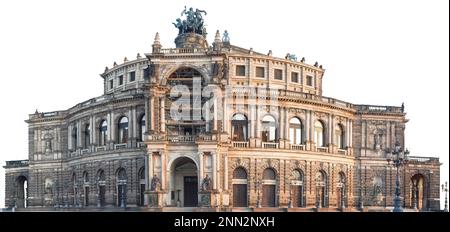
[170,157,198,207]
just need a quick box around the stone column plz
[160,97,165,133]
[199,152,204,190]
[310,111,315,151]
[224,154,229,190]
[77,121,82,148]
[212,153,217,190]
[328,114,333,153]
[110,111,115,144]
[280,106,284,141]
[91,115,96,145]
[68,125,72,150]
[150,96,155,131]
[305,110,310,150]
[161,151,166,190]
[213,97,218,132]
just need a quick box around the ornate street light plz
[387,140,409,212]
[442,181,448,212]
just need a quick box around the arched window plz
[337,172,346,208]
[139,114,146,142]
[138,167,146,206]
[232,167,248,207]
[84,124,90,148]
[289,117,303,145]
[262,168,276,207]
[97,169,106,207]
[117,168,127,207]
[72,125,78,150]
[315,171,328,208]
[335,124,345,149]
[99,120,108,146]
[292,169,305,207]
[83,171,90,206]
[314,121,325,147]
[262,115,277,142]
[118,117,129,143]
[231,114,248,141]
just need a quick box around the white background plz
[0,0,448,209]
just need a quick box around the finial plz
[113,62,117,67]
[401,102,404,112]
[249,48,253,55]
[137,53,141,59]
[124,57,128,63]
[319,65,323,69]
[268,50,272,56]
[301,57,305,63]
[314,62,319,67]
[35,109,39,114]
[154,32,160,45]
[104,66,109,72]
[215,30,221,42]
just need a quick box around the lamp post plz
[387,140,409,212]
[442,181,448,212]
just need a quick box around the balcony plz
[4,160,29,168]
[114,143,127,150]
[232,141,249,148]
[262,142,279,149]
[290,144,305,151]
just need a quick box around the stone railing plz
[5,160,29,167]
[408,156,439,163]
[317,147,329,153]
[337,149,347,155]
[232,141,249,148]
[355,104,403,114]
[290,144,305,151]
[114,143,127,150]
[159,47,210,54]
[168,135,195,143]
[262,142,279,149]
[230,87,354,110]
[96,146,107,152]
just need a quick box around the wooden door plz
[292,186,303,207]
[184,176,198,207]
[262,185,276,207]
[99,185,106,206]
[233,184,248,207]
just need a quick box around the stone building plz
[3,8,441,211]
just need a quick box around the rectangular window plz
[118,75,123,86]
[306,75,313,86]
[274,69,283,80]
[109,80,114,89]
[129,71,135,82]
[235,65,246,76]
[255,67,265,78]
[291,72,299,83]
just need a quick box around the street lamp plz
[386,140,409,212]
[442,181,448,212]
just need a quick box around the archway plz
[232,167,248,207]
[410,174,426,210]
[16,176,28,208]
[170,157,198,207]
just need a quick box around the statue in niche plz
[374,133,382,151]
[201,174,212,191]
[43,132,53,153]
[212,61,222,78]
[150,174,161,191]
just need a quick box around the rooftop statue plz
[173,6,207,36]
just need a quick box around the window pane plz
[289,128,294,144]
[236,65,246,76]
[256,67,265,78]
[274,69,283,80]
[296,129,301,144]
[129,71,136,82]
